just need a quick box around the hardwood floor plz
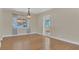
[1,34,79,50]
[50,38,79,50]
[1,34,44,50]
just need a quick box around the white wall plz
[0,9,3,35]
[36,8,79,43]
[1,9,13,35]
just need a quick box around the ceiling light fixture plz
[27,8,31,19]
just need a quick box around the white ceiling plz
[10,8,52,14]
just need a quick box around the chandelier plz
[27,8,31,19]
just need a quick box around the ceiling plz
[10,8,52,14]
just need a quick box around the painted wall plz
[1,9,13,35]
[36,8,79,42]
[0,9,3,35]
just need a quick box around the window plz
[12,15,31,34]
[43,15,52,35]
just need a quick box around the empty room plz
[0,8,79,50]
